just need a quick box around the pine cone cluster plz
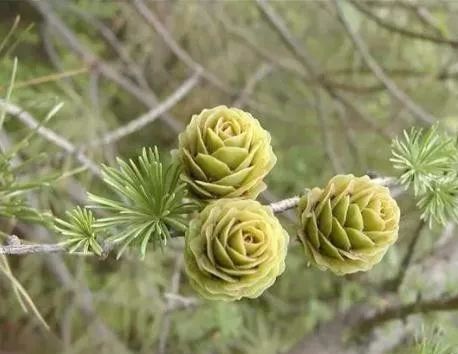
[176,107,401,301]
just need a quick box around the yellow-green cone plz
[177,106,276,200]
[297,175,400,275]
[184,199,289,301]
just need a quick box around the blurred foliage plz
[393,325,457,354]
[1,0,458,353]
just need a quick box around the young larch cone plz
[176,106,276,200]
[297,175,400,275]
[184,199,289,301]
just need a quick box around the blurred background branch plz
[1,0,458,353]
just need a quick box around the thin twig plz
[270,196,301,214]
[414,8,445,37]
[0,99,101,177]
[386,219,426,291]
[0,67,88,92]
[40,23,79,90]
[313,90,343,173]
[269,176,396,213]
[29,0,184,134]
[1,132,129,352]
[255,0,392,139]
[1,234,28,312]
[132,0,234,95]
[334,0,437,124]
[64,3,152,91]
[0,235,114,256]
[287,221,458,354]
[413,223,455,267]
[163,293,200,313]
[371,176,397,186]
[0,176,398,257]
[0,242,65,255]
[222,17,386,96]
[87,70,202,147]
[323,66,458,81]
[287,291,458,354]
[233,63,274,107]
[255,0,318,75]
[228,63,298,224]
[329,91,392,139]
[350,0,458,48]
[357,293,458,333]
[221,19,307,77]
[43,239,131,352]
[334,102,363,170]
[158,255,183,354]
[361,0,445,11]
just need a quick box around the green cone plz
[177,106,276,200]
[184,199,289,301]
[297,175,400,275]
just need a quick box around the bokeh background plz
[1,1,458,353]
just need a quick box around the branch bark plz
[269,196,301,214]
[0,235,114,256]
[0,242,66,255]
[357,293,458,333]
[287,291,458,354]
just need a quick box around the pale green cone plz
[177,105,276,200]
[297,175,400,275]
[184,199,289,301]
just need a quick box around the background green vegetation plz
[1,1,458,353]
